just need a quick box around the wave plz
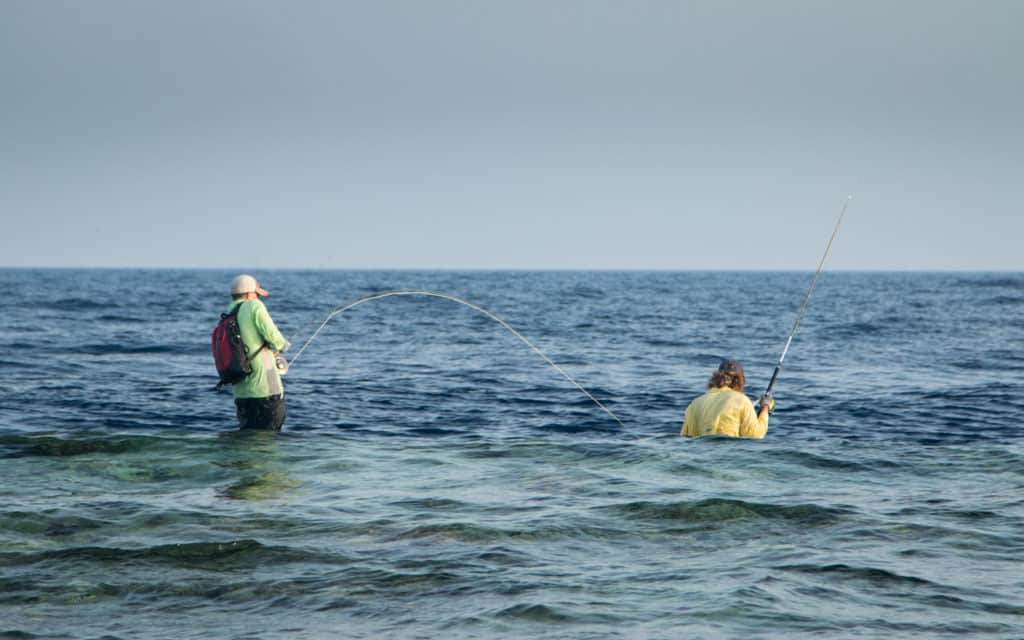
[96,314,151,323]
[952,275,1024,289]
[71,344,180,355]
[776,562,1024,618]
[9,343,185,356]
[0,539,342,570]
[608,498,851,527]
[45,298,111,311]
[778,562,934,587]
[392,521,606,544]
[821,315,943,342]
[493,603,575,623]
[986,295,1024,306]
[0,434,167,458]
[763,449,901,473]
[396,522,510,543]
[0,631,49,640]
[0,512,106,538]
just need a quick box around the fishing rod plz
[284,290,626,428]
[759,195,852,413]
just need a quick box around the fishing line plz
[285,290,626,428]
[761,195,852,405]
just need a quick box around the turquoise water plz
[2,270,1023,638]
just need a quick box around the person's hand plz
[758,393,775,414]
[275,354,289,374]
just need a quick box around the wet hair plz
[707,360,745,391]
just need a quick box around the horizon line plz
[1,265,1021,274]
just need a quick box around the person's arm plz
[737,397,769,439]
[680,403,694,436]
[251,301,290,353]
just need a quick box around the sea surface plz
[1,269,1022,639]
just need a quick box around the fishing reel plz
[274,354,289,376]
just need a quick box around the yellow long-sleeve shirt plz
[680,387,768,439]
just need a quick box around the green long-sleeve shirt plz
[227,298,289,399]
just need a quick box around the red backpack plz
[212,303,266,389]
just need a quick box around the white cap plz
[230,274,269,297]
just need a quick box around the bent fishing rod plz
[759,195,852,412]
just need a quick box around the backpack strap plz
[248,341,268,360]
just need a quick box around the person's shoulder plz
[688,388,715,406]
[725,388,753,403]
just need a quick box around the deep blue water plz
[1,269,1023,639]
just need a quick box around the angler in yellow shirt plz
[681,360,774,439]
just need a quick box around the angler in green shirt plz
[227,274,290,430]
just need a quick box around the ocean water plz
[2,269,1023,639]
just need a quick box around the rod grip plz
[764,365,782,397]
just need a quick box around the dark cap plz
[718,359,744,376]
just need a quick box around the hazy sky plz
[2,1,1021,269]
